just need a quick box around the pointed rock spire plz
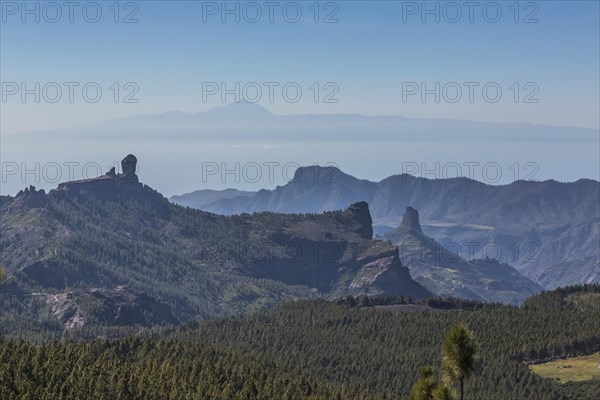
[401,206,422,232]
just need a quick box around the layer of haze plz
[1,1,599,196]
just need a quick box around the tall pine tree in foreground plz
[440,323,478,400]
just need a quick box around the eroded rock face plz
[351,246,431,297]
[14,186,46,208]
[119,154,139,183]
[345,201,374,239]
[243,201,430,298]
[401,206,422,232]
[47,285,178,329]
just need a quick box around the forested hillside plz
[2,286,599,399]
[0,164,429,335]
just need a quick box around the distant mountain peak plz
[291,165,346,184]
[401,206,422,232]
[206,100,273,116]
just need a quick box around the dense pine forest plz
[1,285,599,399]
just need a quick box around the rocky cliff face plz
[239,201,429,298]
[350,245,430,297]
[346,201,374,239]
[47,286,178,329]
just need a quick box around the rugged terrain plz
[385,206,542,304]
[0,155,429,334]
[173,166,599,288]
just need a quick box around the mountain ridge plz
[0,155,432,334]
[173,166,600,289]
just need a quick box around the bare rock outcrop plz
[48,285,178,329]
[14,185,46,208]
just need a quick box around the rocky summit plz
[400,206,422,233]
[57,154,141,193]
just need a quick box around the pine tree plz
[408,366,437,400]
[441,323,477,400]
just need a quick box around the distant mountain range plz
[12,100,598,142]
[171,188,254,209]
[2,101,598,196]
[171,165,600,289]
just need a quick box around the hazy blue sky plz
[1,0,599,135]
